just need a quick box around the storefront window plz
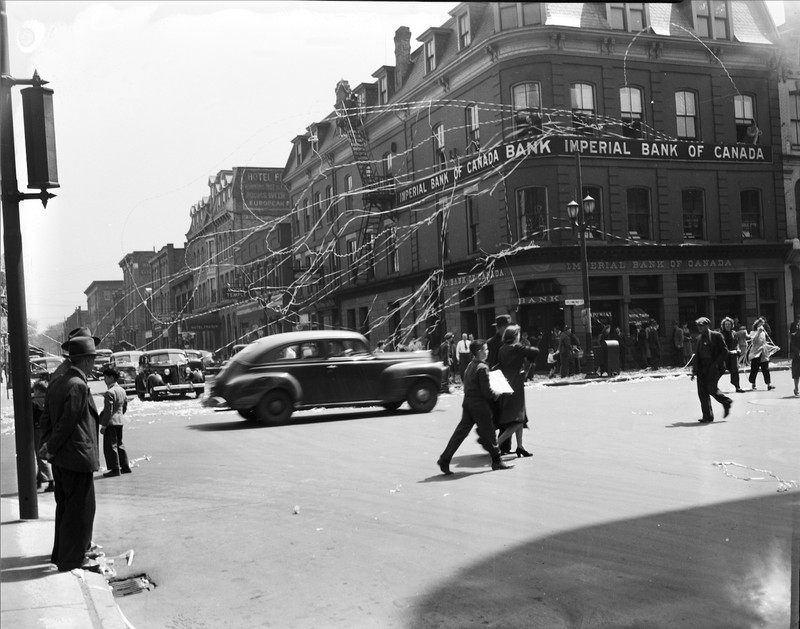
[677,274,706,292]
[715,273,743,291]
[629,274,660,294]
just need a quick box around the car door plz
[270,341,334,406]
[323,338,384,403]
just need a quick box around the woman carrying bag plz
[748,317,776,391]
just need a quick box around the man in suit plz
[690,317,732,423]
[39,336,102,572]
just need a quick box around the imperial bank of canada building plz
[282,1,800,366]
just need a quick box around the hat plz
[695,317,711,326]
[444,332,454,340]
[61,327,101,350]
[492,314,513,327]
[66,336,97,359]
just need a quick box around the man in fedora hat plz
[690,317,732,423]
[39,335,102,572]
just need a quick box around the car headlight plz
[163,368,170,376]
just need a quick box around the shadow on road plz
[187,406,419,430]
[666,420,729,428]
[406,493,796,629]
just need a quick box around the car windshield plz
[148,352,186,365]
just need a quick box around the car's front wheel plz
[256,390,292,424]
[406,380,438,413]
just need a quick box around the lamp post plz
[566,192,596,377]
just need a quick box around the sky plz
[1,1,787,332]
[2,1,457,331]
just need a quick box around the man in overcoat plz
[690,317,732,423]
[39,336,101,572]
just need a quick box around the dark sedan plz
[203,330,446,424]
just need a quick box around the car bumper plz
[152,383,199,394]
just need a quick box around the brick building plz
[282,1,797,364]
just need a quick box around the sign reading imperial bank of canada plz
[396,136,772,205]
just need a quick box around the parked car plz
[91,349,113,380]
[203,330,447,424]
[110,350,143,394]
[184,349,216,373]
[135,349,205,400]
[29,355,64,384]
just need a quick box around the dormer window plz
[425,39,436,74]
[498,3,543,30]
[695,0,729,40]
[608,3,645,32]
[457,12,471,50]
[295,141,303,166]
[378,75,388,106]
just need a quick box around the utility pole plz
[1,0,59,519]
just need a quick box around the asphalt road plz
[2,374,798,628]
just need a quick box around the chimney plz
[394,26,411,91]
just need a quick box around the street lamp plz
[566,193,596,376]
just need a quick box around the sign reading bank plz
[396,135,772,205]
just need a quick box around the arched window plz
[432,124,447,168]
[682,189,705,240]
[512,82,542,138]
[465,105,480,152]
[517,186,548,241]
[675,91,698,139]
[620,86,644,138]
[627,187,651,240]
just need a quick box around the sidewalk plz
[0,497,130,629]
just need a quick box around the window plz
[791,93,800,146]
[682,189,705,240]
[436,198,450,263]
[313,192,322,224]
[294,141,303,166]
[383,151,393,176]
[696,0,729,40]
[512,82,542,137]
[522,3,543,25]
[433,123,447,169]
[570,83,596,135]
[302,199,310,232]
[627,187,651,240]
[583,185,603,239]
[466,196,479,254]
[346,235,358,282]
[344,174,353,212]
[608,2,645,31]
[740,189,762,239]
[325,184,335,221]
[675,91,698,139]
[457,13,471,49]
[424,39,436,74]
[386,224,399,274]
[620,86,644,138]
[517,186,548,241]
[466,104,480,151]
[378,76,388,106]
[734,94,756,143]
[499,2,519,29]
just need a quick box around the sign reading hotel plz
[234,167,290,216]
[397,136,772,205]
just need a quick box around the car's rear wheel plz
[237,408,257,420]
[256,390,292,424]
[382,401,403,412]
[406,380,438,413]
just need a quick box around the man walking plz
[99,366,131,477]
[455,333,471,382]
[39,336,101,572]
[690,317,732,423]
[437,339,512,474]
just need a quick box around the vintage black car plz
[135,349,205,400]
[203,330,446,424]
[110,350,143,394]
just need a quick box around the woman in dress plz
[495,325,540,457]
[748,317,775,391]
[719,317,744,393]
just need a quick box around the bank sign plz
[396,136,772,205]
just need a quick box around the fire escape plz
[334,80,395,283]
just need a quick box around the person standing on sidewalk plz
[455,333,471,382]
[719,317,744,393]
[39,336,101,573]
[790,317,800,396]
[690,317,732,423]
[99,366,131,478]
[437,339,512,475]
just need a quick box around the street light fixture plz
[566,193,596,376]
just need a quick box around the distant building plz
[118,251,154,350]
[84,280,123,348]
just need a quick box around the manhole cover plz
[109,573,157,597]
